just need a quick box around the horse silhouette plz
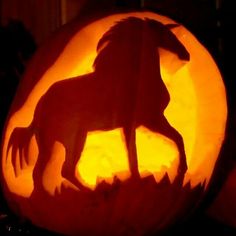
[8,17,190,191]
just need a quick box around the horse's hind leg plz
[123,125,140,179]
[61,130,89,191]
[32,137,54,192]
[151,115,187,183]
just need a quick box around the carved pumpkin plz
[1,12,227,235]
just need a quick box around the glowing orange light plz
[2,12,227,197]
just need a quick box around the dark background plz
[0,0,235,235]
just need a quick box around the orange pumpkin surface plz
[1,12,227,235]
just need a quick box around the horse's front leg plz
[150,115,187,184]
[61,130,89,191]
[123,125,140,180]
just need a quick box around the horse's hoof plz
[178,158,188,174]
[129,172,141,183]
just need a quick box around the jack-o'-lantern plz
[1,11,227,235]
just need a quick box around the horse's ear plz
[165,24,179,29]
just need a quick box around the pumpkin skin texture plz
[208,165,236,227]
[1,12,227,235]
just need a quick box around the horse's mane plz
[93,17,157,73]
[92,17,178,75]
[96,17,144,53]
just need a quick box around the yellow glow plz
[2,12,227,196]
[136,126,179,183]
[77,129,130,189]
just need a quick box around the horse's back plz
[33,74,98,127]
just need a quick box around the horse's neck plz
[138,52,162,85]
[95,51,162,92]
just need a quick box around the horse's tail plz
[6,124,34,177]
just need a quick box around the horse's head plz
[144,18,190,61]
[93,17,189,77]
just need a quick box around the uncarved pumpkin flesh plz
[1,12,227,235]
